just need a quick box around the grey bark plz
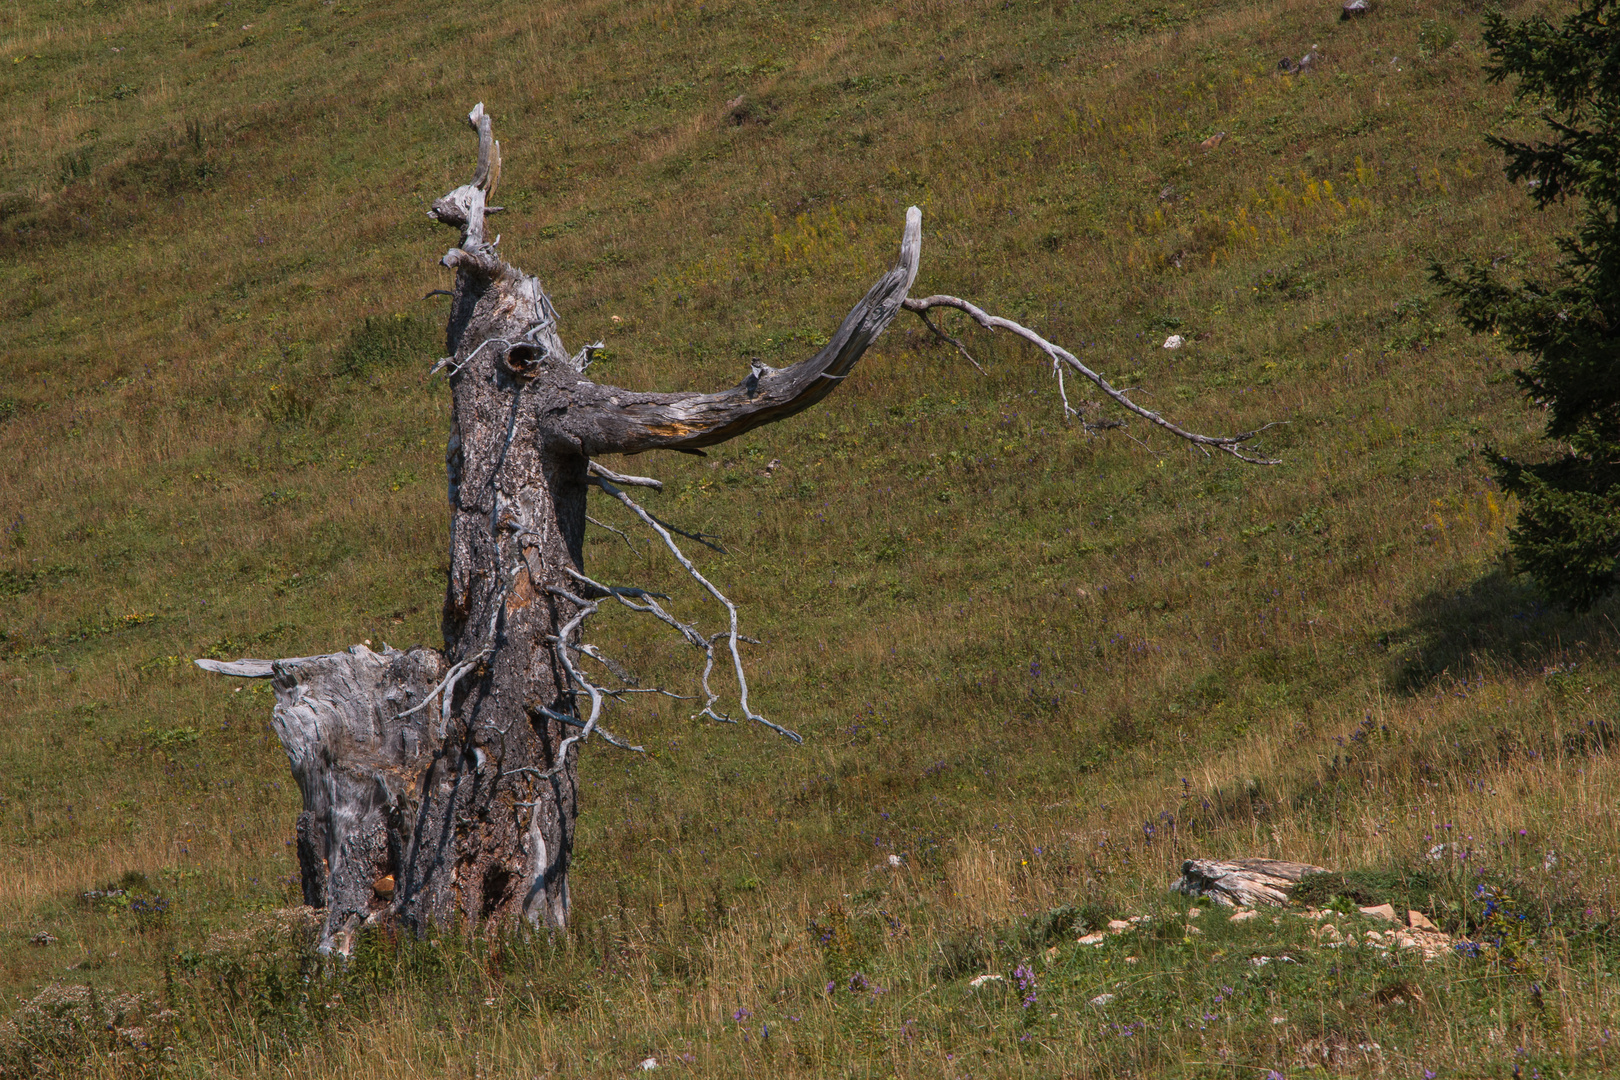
[196,105,922,952]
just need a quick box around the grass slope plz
[2,0,1618,1076]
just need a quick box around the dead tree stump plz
[196,105,1279,954]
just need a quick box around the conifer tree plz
[1435,0,1620,609]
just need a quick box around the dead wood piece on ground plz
[1172,858,1328,907]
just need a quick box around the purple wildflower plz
[1013,963,1037,1008]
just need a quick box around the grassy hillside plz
[3,0,1618,1076]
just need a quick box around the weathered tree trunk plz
[198,105,922,953]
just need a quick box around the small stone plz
[887,854,903,868]
[1163,334,1185,350]
[373,875,396,899]
[969,974,1004,988]
[1319,923,1342,942]
[1230,909,1259,923]
[1124,956,1139,964]
[1359,903,1397,923]
[1090,993,1116,1006]
[1395,933,1418,950]
[1407,910,1438,931]
[1186,907,1203,919]
[30,931,57,946]
[1185,925,1204,936]
[1107,919,1132,932]
[639,1057,659,1071]
[1077,932,1107,946]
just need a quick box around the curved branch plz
[563,207,922,456]
[901,295,1282,465]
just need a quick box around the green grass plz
[4,0,1620,1076]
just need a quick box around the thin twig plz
[563,566,725,719]
[394,650,489,722]
[587,481,799,742]
[916,308,988,374]
[543,587,608,769]
[584,471,730,553]
[529,707,644,753]
[586,514,635,549]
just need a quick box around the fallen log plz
[1172,858,1328,907]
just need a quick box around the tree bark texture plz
[198,105,922,953]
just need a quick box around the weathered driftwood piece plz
[198,104,1278,954]
[1172,858,1328,907]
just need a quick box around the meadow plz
[2,0,1618,1075]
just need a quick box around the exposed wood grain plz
[1172,858,1329,907]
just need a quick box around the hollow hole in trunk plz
[481,864,512,921]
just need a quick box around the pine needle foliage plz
[1436,0,1620,609]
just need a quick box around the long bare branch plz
[901,295,1282,464]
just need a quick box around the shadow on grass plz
[1383,568,1618,693]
